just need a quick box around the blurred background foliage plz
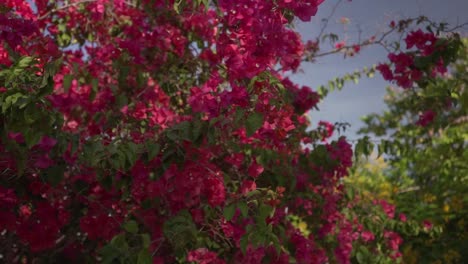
[346,38,467,263]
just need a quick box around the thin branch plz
[445,21,468,32]
[317,0,344,41]
[397,186,420,194]
[312,26,397,59]
[38,0,98,20]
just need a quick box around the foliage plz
[0,0,463,263]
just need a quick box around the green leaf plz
[146,143,160,161]
[90,78,99,100]
[24,104,39,124]
[137,249,152,264]
[123,220,139,234]
[98,244,121,264]
[141,234,151,248]
[38,76,54,97]
[245,112,264,137]
[115,94,128,108]
[238,201,249,218]
[124,142,139,168]
[118,65,130,88]
[257,203,273,225]
[240,234,249,255]
[269,232,281,254]
[2,93,23,113]
[163,210,198,256]
[356,251,365,263]
[17,56,34,68]
[44,164,66,186]
[191,120,203,142]
[24,129,42,148]
[110,233,127,248]
[223,203,236,221]
[63,74,73,92]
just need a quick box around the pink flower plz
[384,231,403,251]
[8,132,25,144]
[352,44,361,53]
[19,205,32,219]
[190,208,205,225]
[224,153,245,168]
[376,64,393,81]
[284,79,319,114]
[335,41,346,49]
[378,200,395,219]
[240,180,256,195]
[405,29,437,55]
[391,252,402,260]
[66,120,79,130]
[221,220,234,237]
[423,220,432,230]
[416,110,436,127]
[399,213,407,222]
[0,187,17,207]
[37,136,57,152]
[17,202,65,252]
[318,121,334,141]
[248,161,264,178]
[360,231,375,242]
[34,155,55,169]
[187,248,224,264]
[204,177,226,207]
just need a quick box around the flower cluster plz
[416,110,436,127]
[377,29,448,89]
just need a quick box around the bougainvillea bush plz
[0,0,463,263]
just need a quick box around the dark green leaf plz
[63,74,73,92]
[238,201,249,218]
[245,112,264,137]
[110,233,128,250]
[98,244,121,264]
[137,249,152,264]
[223,203,236,221]
[44,164,66,187]
[141,234,151,248]
[24,129,42,148]
[17,56,34,68]
[123,220,139,234]
[146,143,160,161]
[240,234,249,255]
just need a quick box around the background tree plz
[355,38,468,263]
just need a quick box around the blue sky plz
[292,0,468,140]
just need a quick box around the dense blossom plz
[383,231,403,251]
[405,29,438,55]
[360,231,375,242]
[283,78,320,114]
[376,199,396,219]
[187,248,225,264]
[376,29,451,88]
[318,121,334,141]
